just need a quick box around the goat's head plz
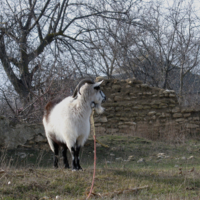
[73,78,106,114]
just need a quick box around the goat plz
[42,79,106,170]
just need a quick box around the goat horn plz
[73,79,94,98]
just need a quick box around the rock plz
[184,113,191,118]
[114,96,122,101]
[35,135,46,143]
[137,158,145,163]
[169,94,176,97]
[176,118,185,122]
[141,84,149,88]
[157,153,166,159]
[128,155,134,161]
[148,111,156,116]
[94,116,108,123]
[110,153,115,157]
[174,165,179,168]
[115,157,123,161]
[112,85,121,90]
[186,124,199,129]
[173,113,182,118]
[188,156,194,160]
[172,107,181,113]
[181,156,186,160]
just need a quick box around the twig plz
[96,139,109,148]
[21,76,56,113]
[1,89,17,117]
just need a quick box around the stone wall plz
[1,77,200,149]
[94,77,200,141]
[0,116,48,149]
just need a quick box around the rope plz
[86,110,96,199]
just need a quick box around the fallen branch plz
[96,139,109,148]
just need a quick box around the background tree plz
[0,0,134,105]
[115,0,200,104]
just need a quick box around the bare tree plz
[0,0,134,106]
[114,0,200,102]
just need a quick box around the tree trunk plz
[0,34,32,106]
[179,66,184,104]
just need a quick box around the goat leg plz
[71,146,82,171]
[53,142,59,168]
[62,146,70,169]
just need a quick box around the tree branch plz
[28,32,63,62]
[28,0,51,32]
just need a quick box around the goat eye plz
[94,86,100,90]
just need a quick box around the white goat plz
[43,79,106,170]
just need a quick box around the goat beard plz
[94,104,105,114]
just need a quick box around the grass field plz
[1,135,200,199]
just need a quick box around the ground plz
[1,135,200,199]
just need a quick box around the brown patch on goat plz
[44,98,63,122]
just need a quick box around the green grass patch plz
[1,135,200,199]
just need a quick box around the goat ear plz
[93,80,104,88]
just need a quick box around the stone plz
[172,107,181,113]
[124,97,131,100]
[148,111,156,116]
[175,118,185,122]
[173,113,182,118]
[181,108,194,113]
[137,158,145,163]
[141,84,149,88]
[188,156,194,160]
[35,135,46,143]
[169,94,176,97]
[152,115,156,120]
[128,155,135,161]
[193,117,200,121]
[114,96,122,101]
[151,105,159,109]
[186,124,199,129]
[184,113,191,118]
[157,153,166,159]
[112,85,121,90]
[124,122,136,126]
[116,157,123,161]
[133,105,143,109]
[94,116,108,123]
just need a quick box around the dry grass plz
[1,135,200,199]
